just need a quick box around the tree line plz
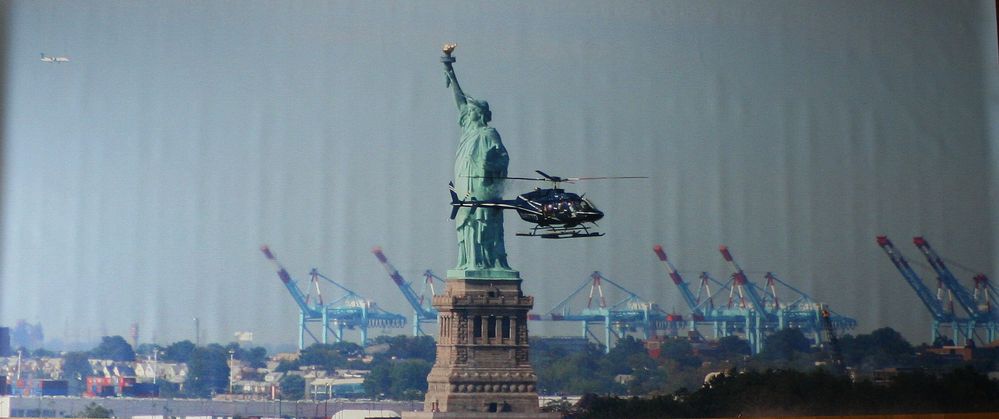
[573,367,999,418]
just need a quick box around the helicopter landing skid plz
[516,225,604,239]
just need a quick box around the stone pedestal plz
[404,273,558,418]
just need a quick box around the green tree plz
[839,327,914,370]
[78,402,113,418]
[162,340,196,363]
[536,343,612,395]
[135,343,163,358]
[225,343,268,369]
[656,338,702,368]
[298,343,363,371]
[279,374,305,400]
[761,328,811,361]
[363,362,392,397]
[717,335,751,357]
[371,335,436,362]
[62,351,93,396]
[90,336,135,361]
[184,345,230,398]
[31,348,56,358]
[388,359,431,400]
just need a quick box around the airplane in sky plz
[40,53,70,63]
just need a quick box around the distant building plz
[308,377,366,400]
[924,345,975,362]
[0,328,9,357]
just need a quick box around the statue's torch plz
[441,43,457,65]
[442,43,457,87]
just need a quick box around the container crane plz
[913,237,981,319]
[973,274,999,342]
[761,272,857,344]
[875,236,970,343]
[718,246,771,317]
[653,245,746,339]
[531,271,680,352]
[652,244,857,354]
[371,246,444,336]
[261,245,323,348]
[718,245,774,353]
[653,245,702,319]
[912,237,997,343]
[260,245,407,349]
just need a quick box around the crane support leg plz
[298,312,306,350]
[322,311,329,344]
[604,317,612,354]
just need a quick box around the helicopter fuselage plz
[514,188,603,227]
[449,186,603,229]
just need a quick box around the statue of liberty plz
[441,44,513,274]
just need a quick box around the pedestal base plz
[418,276,545,415]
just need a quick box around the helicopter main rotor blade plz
[462,175,546,181]
[535,170,565,183]
[563,176,649,181]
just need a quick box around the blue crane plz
[531,271,682,353]
[912,237,997,343]
[653,245,701,317]
[913,237,983,320]
[761,272,858,343]
[718,246,772,319]
[261,245,407,349]
[653,245,748,339]
[262,246,318,315]
[371,246,443,336]
[654,244,857,354]
[718,245,774,353]
[876,236,971,343]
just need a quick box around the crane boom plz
[653,245,702,316]
[371,247,437,320]
[718,245,770,317]
[875,236,953,321]
[260,245,320,317]
[912,237,982,320]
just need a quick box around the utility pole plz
[228,349,236,395]
[151,349,160,385]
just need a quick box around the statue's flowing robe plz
[453,104,511,271]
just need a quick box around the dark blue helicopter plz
[449,170,644,239]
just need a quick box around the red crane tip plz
[719,245,733,260]
[913,237,927,246]
[653,245,667,260]
[876,236,890,246]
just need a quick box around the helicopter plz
[448,170,645,239]
[40,53,70,63]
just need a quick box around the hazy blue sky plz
[1,1,997,349]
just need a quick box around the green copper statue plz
[442,44,514,274]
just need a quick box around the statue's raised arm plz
[441,43,467,108]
